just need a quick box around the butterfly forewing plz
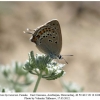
[31,19,62,59]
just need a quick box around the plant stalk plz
[33,70,43,92]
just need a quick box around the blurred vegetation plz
[0,61,34,92]
[61,81,83,92]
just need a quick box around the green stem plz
[33,70,43,92]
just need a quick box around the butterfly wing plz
[46,19,62,54]
[31,19,62,59]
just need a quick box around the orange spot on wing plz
[39,31,42,35]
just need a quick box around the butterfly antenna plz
[62,55,74,56]
[61,55,73,64]
[61,57,68,64]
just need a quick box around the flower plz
[24,51,65,80]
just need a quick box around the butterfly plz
[24,19,72,63]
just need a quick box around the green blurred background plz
[0,1,100,92]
